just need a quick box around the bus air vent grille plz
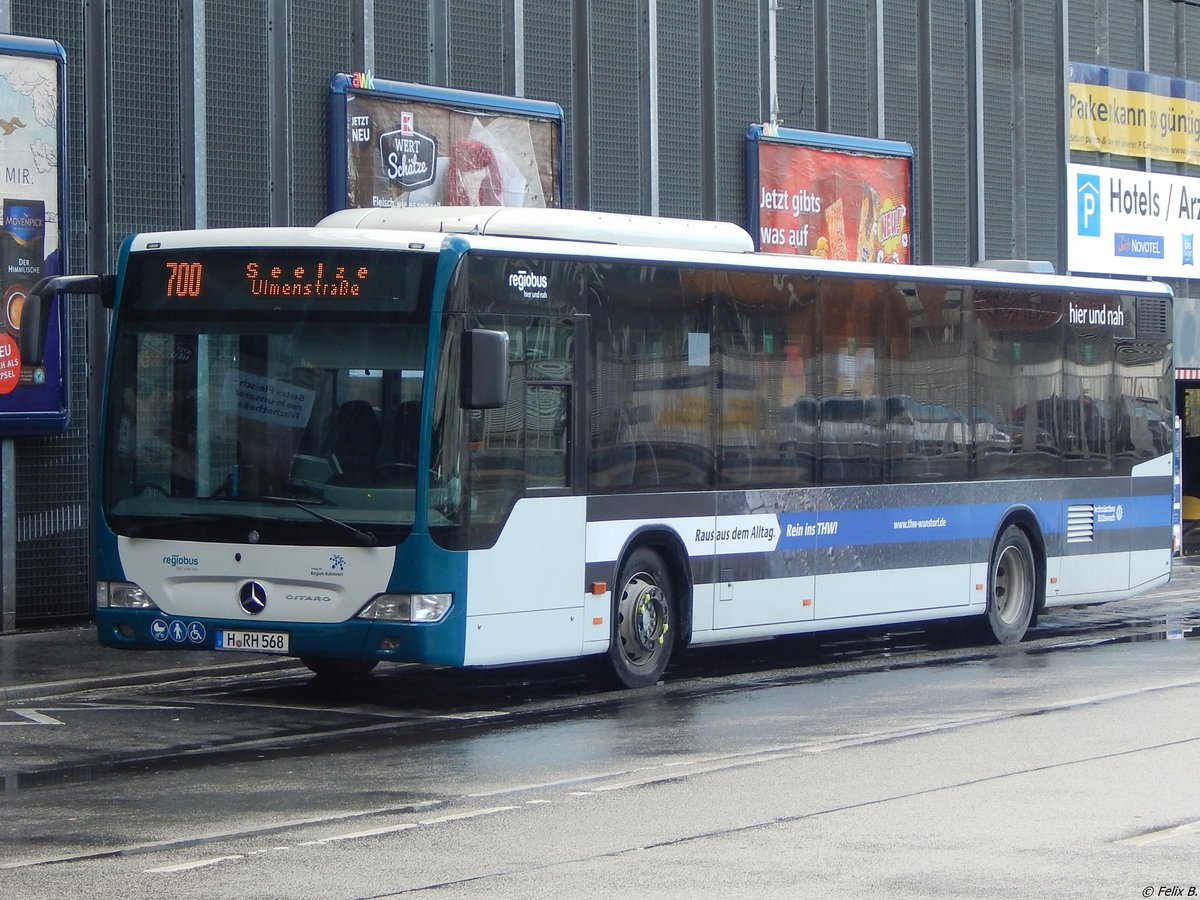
[1136,298,1170,341]
[1067,504,1095,543]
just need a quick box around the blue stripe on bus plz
[776,494,1170,550]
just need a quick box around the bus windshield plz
[102,246,437,546]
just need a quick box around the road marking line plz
[590,752,800,792]
[0,710,65,725]
[1119,819,1200,845]
[0,704,193,726]
[145,855,244,873]
[468,769,637,797]
[315,823,419,843]
[419,806,517,825]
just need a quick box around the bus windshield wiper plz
[252,495,379,547]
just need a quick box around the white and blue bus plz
[30,207,1174,687]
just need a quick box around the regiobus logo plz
[508,268,549,300]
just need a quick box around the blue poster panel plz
[0,35,67,436]
[328,72,564,214]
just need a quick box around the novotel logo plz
[1114,232,1165,259]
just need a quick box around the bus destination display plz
[163,259,373,299]
[131,247,430,314]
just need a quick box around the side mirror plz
[20,274,114,366]
[460,328,509,410]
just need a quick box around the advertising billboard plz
[745,125,913,263]
[0,35,67,435]
[1069,63,1200,165]
[1066,161,1200,280]
[328,72,564,214]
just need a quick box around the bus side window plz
[525,384,569,488]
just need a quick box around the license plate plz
[215,629,290,654]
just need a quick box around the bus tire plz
[607,547,677,689]
[301,657,378,680]
[980,525,1037,644]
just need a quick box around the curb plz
[0,657,305,705]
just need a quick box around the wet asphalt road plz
[1,568,1199,898]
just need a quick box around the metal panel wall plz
[450,0,505,93]
[982,0,1014,261]
[375,3,431,82]
[9,1,91,623]
[1023,1,1059,264]
[207,0,271,228]
[1186,1,1200,81]
[714,2,759,222]
[882,0,919,142]
[883,0,922,247]
[829,1,873,138]
[108,0,183,252]
[775,1,816,131]
[931,0,969,265]
[289,0,351,225]
[1105,0,1144,69]
[589,0,642,213]
[524,0,574,207]
[1148,0,1177,75]
[658,0,701,219]
[1069,0,1100,64]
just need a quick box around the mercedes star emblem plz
[238,580,268,615]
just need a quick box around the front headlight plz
[356,593,452,623]
[97,581,159,610]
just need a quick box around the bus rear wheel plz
[981,525,1036,644]
[607,547,676,689]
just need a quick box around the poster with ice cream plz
[746,125,913,264]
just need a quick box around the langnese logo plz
[508,268,549,301]
[1076,173,1101,237]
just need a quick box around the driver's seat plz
[327,400,381,484]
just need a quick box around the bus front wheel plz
[981,525,1037,644]
[607,547,676,689]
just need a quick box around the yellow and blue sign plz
[1069,63,1200,164]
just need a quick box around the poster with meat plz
[746,125,913,264]
[329,74,564,213]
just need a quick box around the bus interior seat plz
[328,399,382,484]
